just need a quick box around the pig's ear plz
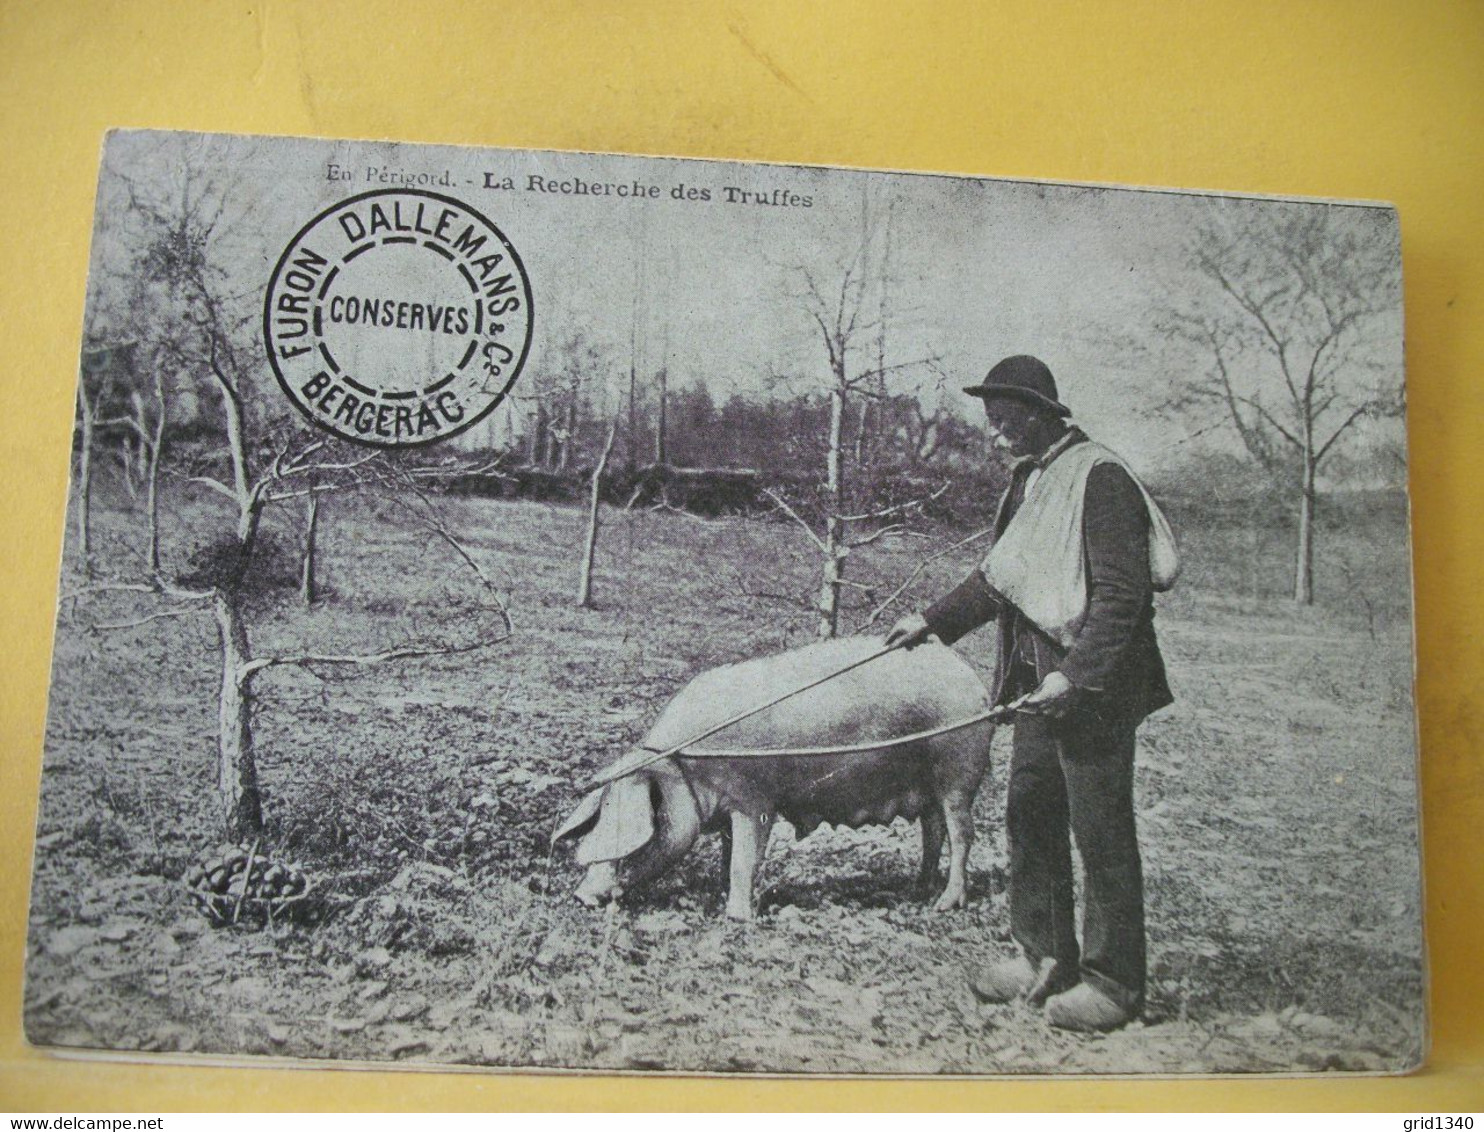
[575,775,655,865]
[552,787,607,847]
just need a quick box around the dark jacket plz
[924,432,1173,725]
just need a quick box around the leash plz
[589,643,899,786]
[588,643,1018,787]
[635,704,1015,761]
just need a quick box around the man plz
[886,354,1178,1033]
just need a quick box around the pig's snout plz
[573,861,621,907]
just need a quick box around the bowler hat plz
[962,355,1070,417]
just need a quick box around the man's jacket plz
[924,430,1173,725]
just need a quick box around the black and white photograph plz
[25,129,1424,1076]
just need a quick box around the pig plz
[553,635,995,920]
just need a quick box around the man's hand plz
[1011,671,1079,718]
[885,613,933,650]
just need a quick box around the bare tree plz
[577,413,621,608]
[140,365,168,573]
[653,363,669,466]
[71,342,144,575]
[782,195,942,637]
[299,489,321,606]
[73,354,108,576]
[69,159,512,839]
[90,349,171,575]
[70,453,511,844]
[1158,204,1403,603]
[518,329,604,471]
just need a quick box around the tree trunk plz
[75,384,95,576]
[300,490,320,606]
[560,397,579,472]
[527,401,545,466]
[577,417,620,608]
[121,390,148,500]
[145,369,167,575]
[1294,452,1316,604]
[817,374,847,638]
[236,498,263,571]
[212,590,263,840]
[859,202,891,471]
[120,435,138,499]
[628,358,638,476]
[218,364,251,509]
[210,354,263,571]
[628,224,645,476]
[655,367,668,466]
[852,400,871,468]
[816,528,844,639]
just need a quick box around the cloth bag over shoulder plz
[981,443,1180,648]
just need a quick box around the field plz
[24,480,1425,1075]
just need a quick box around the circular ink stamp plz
[264,189,533,447]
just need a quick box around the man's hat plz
[962,355,1070,417]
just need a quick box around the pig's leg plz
[574,861,619,907]
[917,808,946,895]
[725,810,775,921]
[933,791,974,912]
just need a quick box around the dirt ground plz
[24,487,1425,1075]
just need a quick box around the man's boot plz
[970,955,1067,1006]
[1044,982,1136,1032]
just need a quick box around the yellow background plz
[2,0,1480,1111]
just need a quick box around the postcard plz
[26,130,1423,1075]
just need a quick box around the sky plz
[89,130,1406,479]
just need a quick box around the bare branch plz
[647,501,727,525]
[60,579,213,603]
[373,476,515,635]
[837,481,949,523]
[261,482,354,503]
[280,438,329,474]
[761,488,828,554]
[1314,402,1375,464]
[281,449,381,480]
[243,631,511,677]
[1300,312,1360,405]
[845,522,905,550]
[851,354,943,387]
[181,474,239,501]
[258,452,384,504]
[206,333,244,407]
[1195,244,1302,406]
[1233,395,1304,450]
[94,415,153,444]
[92,606,202,633]
[1201,328,1300,464]
[797,264,830,315]
[807,307,839,371]
[729,565,815,611]
[265,434,296,485]
[1311,388,1342,422]
[60,580,162,601]
[861,527,995,628]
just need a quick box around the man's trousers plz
[1007,709,1146,1010]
